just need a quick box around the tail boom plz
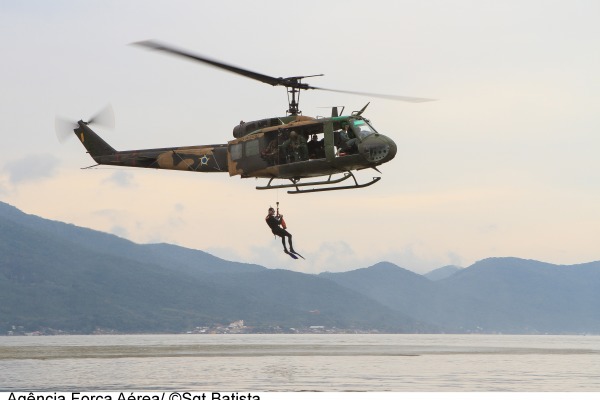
[74,122,229,172]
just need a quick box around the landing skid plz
[256,172,381,194]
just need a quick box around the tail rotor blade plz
[88,104,115,129]
[55,116,78,144]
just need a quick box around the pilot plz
[265,207,295,254]
[337,122,358,155]
[279,131,308,163]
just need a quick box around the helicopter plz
[60,40,433,194]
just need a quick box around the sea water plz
[1,334,599,391]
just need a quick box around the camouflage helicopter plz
[59,40,432,194]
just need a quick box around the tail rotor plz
[55,104,115,143]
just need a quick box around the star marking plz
[200,155,210,166]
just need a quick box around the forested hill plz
[322,259,600,333]
[0,201,421,334]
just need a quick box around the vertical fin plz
[75,121,116,162]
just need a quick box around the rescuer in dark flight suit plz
[265,207,295,254]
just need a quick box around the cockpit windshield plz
[350,119,378,140]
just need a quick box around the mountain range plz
[1,201,599,334]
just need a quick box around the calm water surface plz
[1,334,599,391]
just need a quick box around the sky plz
[1,0,599,274]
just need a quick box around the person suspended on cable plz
[265,204,302,258]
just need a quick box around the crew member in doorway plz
[280,131,308,162]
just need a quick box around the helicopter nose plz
[359,134,397,164]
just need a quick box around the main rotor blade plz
[133,40,434,102]
[133,40,287,87]
[313,87,436,103]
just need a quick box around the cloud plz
[204,241,343,274]
[2,153,60,186]
[103,170,136,188]
[308,241,358,273]
[109,224,129,238]
[0,177,7,196]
